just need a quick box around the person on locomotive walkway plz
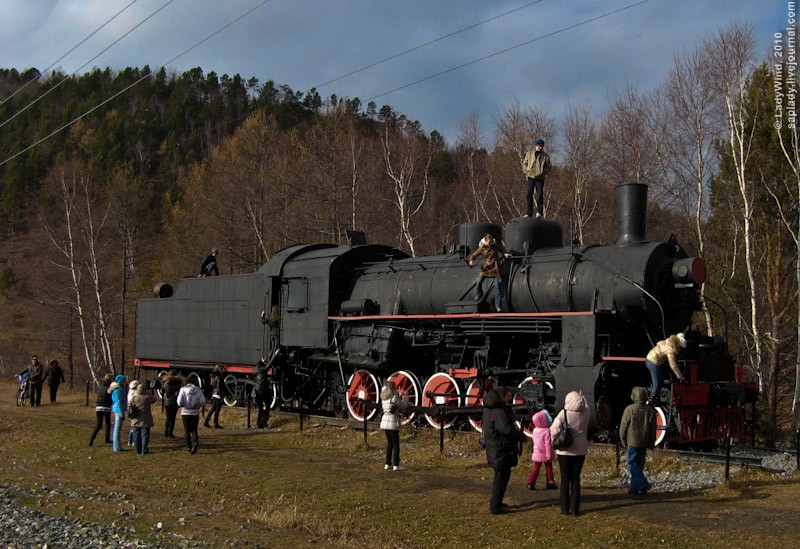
[253,360,273,429]
[161,370,183,438]
[521,138,552,218]
[203,364,229,428]
[178,379,206,454]
[129,382,158,455]
[380,379,410,471]
[108,374,128,453]
[199,248,219,277]
[645,332,687,404]
[482,386,527,515]
[526,410,557,491]
[126,380,141,446]
[619,386,657,496]
[18,355,45,407]
[550,390,590,516]
[468,234,512,312]
[89,373,114,446]
[44,359,65,404]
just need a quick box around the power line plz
[0,0,140,107]
[0,0,274,168]
[313,0,546,90]
[366,0,653,103]
[0,0,177,130]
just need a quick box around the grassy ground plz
[1,381,799,548]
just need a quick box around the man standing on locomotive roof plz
[619,386,657,496]
[468,234,512,312]
[521,138,552,218]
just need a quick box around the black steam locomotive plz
[134,183,756,445]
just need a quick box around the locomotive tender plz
[135,183,756,445]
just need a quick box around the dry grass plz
[1,381,800,548]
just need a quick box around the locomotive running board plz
[329,311,594,321]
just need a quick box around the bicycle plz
[16,373,29,406]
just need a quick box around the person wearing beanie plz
[108,374,128,452]
[521,138,552,218]
[644,333,688,404]
[619,386,657,495]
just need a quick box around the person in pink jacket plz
[526,410,557,490]
[550,390,590,516]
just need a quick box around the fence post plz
[439,410,445,454]
[299,398,304,432]
[796,429,799,472]
[615,425,621,474]
[246,394,252,429]
[85,380,90,406]
[724,431,732,480]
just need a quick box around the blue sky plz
[0,0,786,145]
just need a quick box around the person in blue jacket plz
[108,374,128,452]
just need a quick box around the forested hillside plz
[1,22,798,445]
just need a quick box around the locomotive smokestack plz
[616,183,648,245]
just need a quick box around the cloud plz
[0,0,784,144]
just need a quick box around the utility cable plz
[313,0,546,90]
[365,0,652,103]
[0,0,273,168]
[0,0,176,130]
[0,0,139,107]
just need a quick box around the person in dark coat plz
[199,248,219,277]
[160,370,183,438]
[619,386,657,495]
[203,364,228,428]
[89,373,114,446]
[252,360,273,429]
[18,355,44,407]
[44,359,66,404]
[482,386,527,515]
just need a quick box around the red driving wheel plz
[388,370,421,425]
[466,379,486,433]
[422,373,461,429]
[346,369,380,421]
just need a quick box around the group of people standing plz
[17,355,65,406]
[482,385,590,516]
[89,369,209,455]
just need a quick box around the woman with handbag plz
[550,390,590,516]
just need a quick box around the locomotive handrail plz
[571,250,667,339]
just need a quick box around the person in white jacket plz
[380,380,409,471]
[177,381,206,454]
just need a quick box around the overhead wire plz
[0,0,139,107]
[0,0,177,130]
[0,0,274,168]
[365,0,653,103]
[0,0,650,168]
[313,0,546,90]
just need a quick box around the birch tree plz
[42,164,115,383]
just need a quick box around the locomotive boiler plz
[134,183,756,446]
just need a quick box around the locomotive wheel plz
[516,377,538,438]
[388,370,421,425]
[466,379,485,433]
[654,406,667,447]
[223,374,256,408]
[346,369,380,422]
[422,373,461,429]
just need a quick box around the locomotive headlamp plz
[672,257,706,285]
